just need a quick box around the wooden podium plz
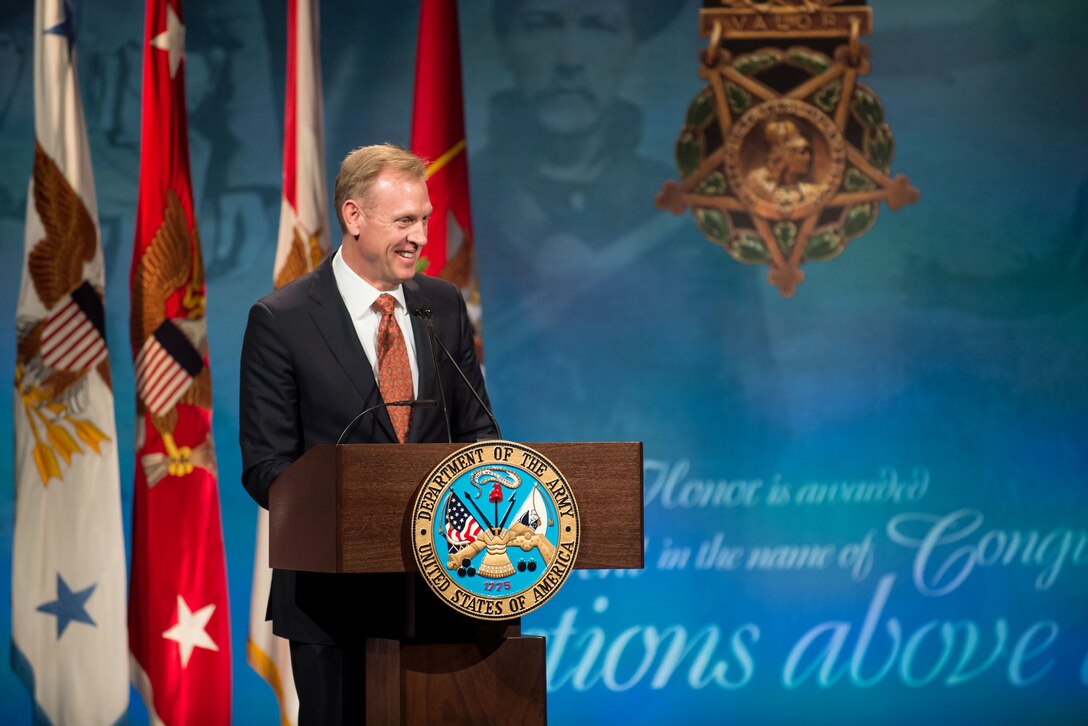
[269,442,643,725]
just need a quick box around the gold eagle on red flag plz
[131,189,214,480]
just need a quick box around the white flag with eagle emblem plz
[11,0,128,722]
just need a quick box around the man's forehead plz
[366,171,429,210]
[374,197,431,218]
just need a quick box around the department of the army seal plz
[411,441,580,620]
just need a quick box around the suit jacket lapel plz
[404,278,436,443]
[306,257,397,442]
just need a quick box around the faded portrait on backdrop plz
[472,0,687,301]
[468,0,775,450]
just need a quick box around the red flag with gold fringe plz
[128,0,231,722]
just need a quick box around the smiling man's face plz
[341,169,432,291]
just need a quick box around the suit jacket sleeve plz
[239,299,301,509]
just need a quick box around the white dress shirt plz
[331,248,420,396]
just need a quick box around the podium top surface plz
[269,441,644,574]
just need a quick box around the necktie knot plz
[373,293,397,317]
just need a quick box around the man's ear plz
[342,198,364,237]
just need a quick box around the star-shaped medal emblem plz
[150,3,186,79]
[37,573,96,638]
[161,595,219,668]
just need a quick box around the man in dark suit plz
[239,144,497,723]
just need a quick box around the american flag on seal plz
[40,281,107,372]
[444,491,483,553]
[133,318,204,416]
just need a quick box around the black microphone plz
[415,304,453,444]
[335,399,437,446]
[410,305,502,440]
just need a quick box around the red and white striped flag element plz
[272,0,330,290]
[133,319,203,417]
[39,281,108,372]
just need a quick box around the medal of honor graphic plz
[657,1,919,297]
[412,441,581,620]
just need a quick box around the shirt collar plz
[331,247,407,318]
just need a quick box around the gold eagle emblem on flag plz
[131,189,215,481]
[273,223,327,290]
[16,144,112,485]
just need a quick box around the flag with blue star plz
[12,1,128,723]
[36,574,97,638]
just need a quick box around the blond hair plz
[333,144,428,232]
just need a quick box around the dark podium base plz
[365,636,547,725]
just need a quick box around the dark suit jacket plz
[239,256,496,645]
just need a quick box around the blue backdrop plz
[2,1,1086,723]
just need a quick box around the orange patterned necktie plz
[372,293,413,443]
